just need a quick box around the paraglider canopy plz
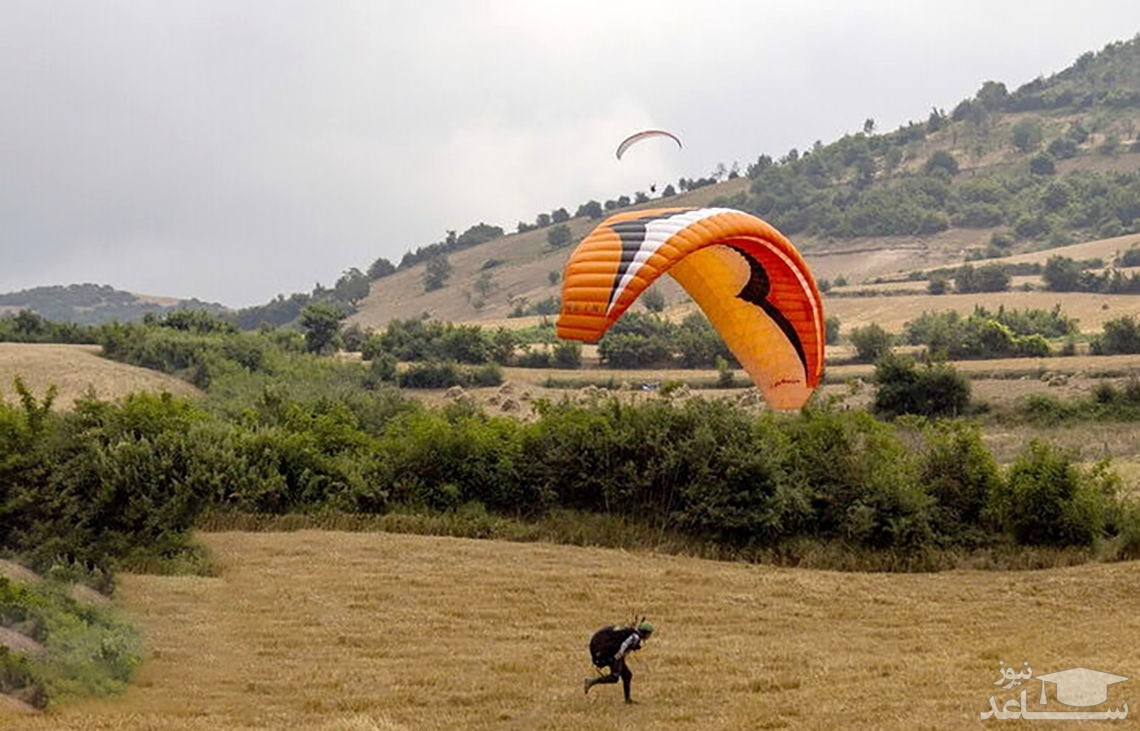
[615,129,683,160]
[556,207,825,410]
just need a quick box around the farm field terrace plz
[7,531,1138,730]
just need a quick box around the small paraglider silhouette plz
[615,129,683,160]
[616,129,682,197]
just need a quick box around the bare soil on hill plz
[0,343,200,409]
[10,531,1138,730]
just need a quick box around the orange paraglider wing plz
[556,207,824,410]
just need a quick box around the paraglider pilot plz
[584,618,654,703]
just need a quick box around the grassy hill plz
[0,284,228,326]
[0,343,201,409]
[348,36,1140,334]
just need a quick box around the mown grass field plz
[0,343,199,409]
[5,531,1138,730]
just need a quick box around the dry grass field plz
[0,343,200,410]
[5,531,1138,730]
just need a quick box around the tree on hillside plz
[924,150,960,177]
[926,107,947,133]
[955,264,1010,293]
[1042,256,1082,291]
[641,286,666,313]
[547,224,573,249]
[334,267,370,307]
[1012,119,1044,153]
[576,200,604,219]
[975,80,1009,111]
[368,257,396,280]
[300,302,345,354]
[423,255,453,292]
[1029,153,1056,175]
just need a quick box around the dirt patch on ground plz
[0,693,39,715]
[0,626,44,656]
[0,559,41,585]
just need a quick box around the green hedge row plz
[2,380,1136,575]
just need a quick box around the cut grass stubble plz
[11,530,1139,731]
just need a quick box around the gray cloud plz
[2,1,1138,306]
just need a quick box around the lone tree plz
[873,353,970,418]
[367,257,396,280]
[924,150,960,177]
[849,323,893,363]
[423,255,453,292]
[334,267,371,307]
[547,224,573,249]
[641,286,666,313]
[300,301,346,354]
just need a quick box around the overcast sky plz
[3,2,1139,307]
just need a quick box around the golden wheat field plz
[0,343,200,409]
[4,531,1138,731]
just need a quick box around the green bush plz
[849,323,893,362]
[552,340,582,369]
[872,354,970,418]
[0,578,140,708]
[990,441,1107,546]
[395,360,503,389]
[515,348,552,368]
[1091,316,1140,354]
[917,421,1002,542]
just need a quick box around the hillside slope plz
[0,343,201,408]
[350,36,1140,332]
[0,284,228,326]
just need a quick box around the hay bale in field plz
[445,385,465,399]
[519,391,531,401]
[500,398,519,412]
[487,394,501,406]
[498,382,515,395]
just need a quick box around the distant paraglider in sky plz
[614,129,683,160]
[556,207,825,410]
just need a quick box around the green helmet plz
[636,620,654,636]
